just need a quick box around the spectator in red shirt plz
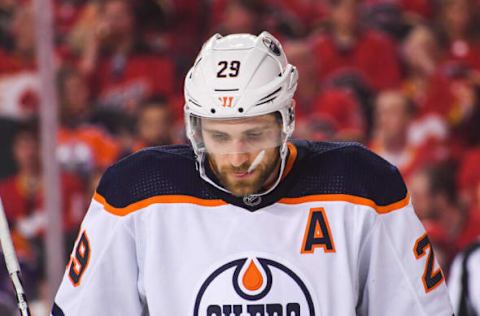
[0,120,86,297]
[0,120,86,241]
[285,39,366,141]
[314,88,365,140]
[370,90,418,180]
[312,0,402,92]
[135,96,174,148]
[0,121,44,237]
[414,163,480,265]
[0,119,86,303]
[437,0,480,71]
[371,91,412,141]
[0,4,42,121]
[434,164,480,253]
[401,25,442,111]
[420,64,480,149]
[295,87,365,141]
[79,0,175,112]
[284,40,321,119]
[116,96,177,156]
[0,4,36,74]
[370,90,448,183]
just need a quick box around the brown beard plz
[209,149,281,197]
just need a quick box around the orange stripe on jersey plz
[281,143,298,180]
[93,192,227,216]
[279,192,410,214]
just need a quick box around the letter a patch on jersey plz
[301,207,335,254]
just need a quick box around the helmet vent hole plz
[210,108,216,114]
[238,107,244,113]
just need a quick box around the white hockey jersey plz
[53,141,453,315]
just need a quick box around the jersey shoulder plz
[290,140,408,207]
[96,145,214,208]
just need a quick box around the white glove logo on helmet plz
[218,96,234,108]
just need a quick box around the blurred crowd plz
[0,0,479,314]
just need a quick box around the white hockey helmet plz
[184,31,298,200]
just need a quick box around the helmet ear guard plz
[184,32,298,199]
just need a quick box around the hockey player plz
[52,32,453,315]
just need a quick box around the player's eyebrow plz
[202,122,276,133]
[202,128,229,135]
[203,125,273,135]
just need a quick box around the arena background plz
[0,0,479,314]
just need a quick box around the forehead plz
[377,93,407,111]
[142,104,169,116]
[201,113,278,131]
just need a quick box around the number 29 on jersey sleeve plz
[68,230,91,287]
[413,232,444,293]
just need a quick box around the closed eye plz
[246,132,263,141]
[211,133,230,142]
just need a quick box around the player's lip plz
[232,170,253,178]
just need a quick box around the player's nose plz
[227,139,251,167]
[229,151,250,168]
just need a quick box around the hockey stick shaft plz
[0,198,31,316]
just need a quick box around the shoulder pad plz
[96,145,216,208]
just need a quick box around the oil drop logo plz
[194,257,315,315]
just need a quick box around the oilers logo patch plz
[194,257,315,315]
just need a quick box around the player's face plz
[201,114,283,197]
